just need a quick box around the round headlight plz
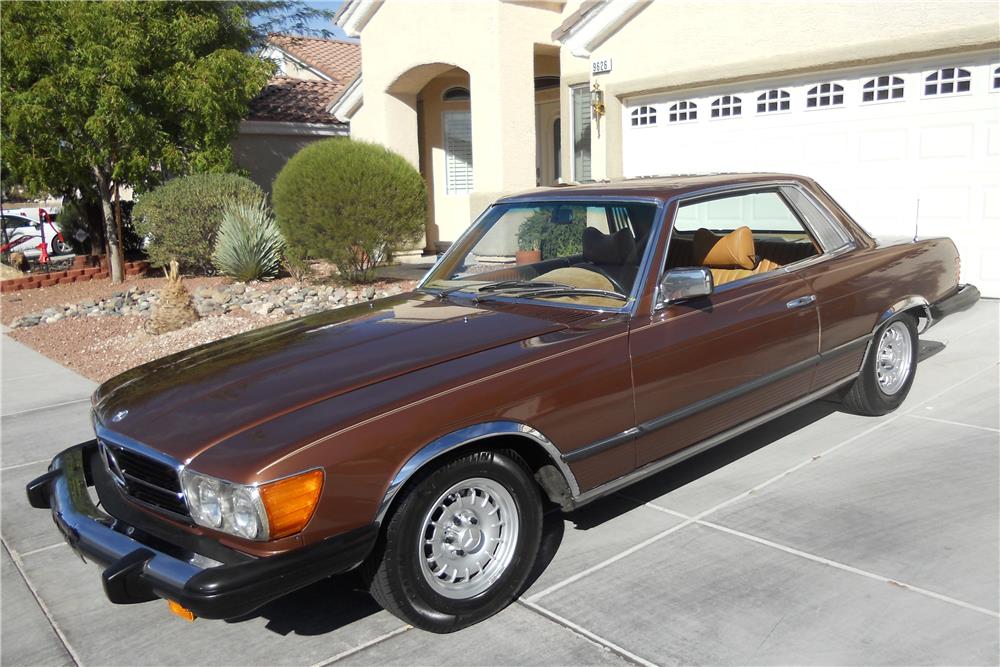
[194,478,223,528]
[230,487,261,540]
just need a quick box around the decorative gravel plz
[4,277,416,382]
[1,275,231,325]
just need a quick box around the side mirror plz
[655,267,714,309]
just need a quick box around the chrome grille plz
[100,440,190,518]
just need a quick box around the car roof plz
[496,173,812,203]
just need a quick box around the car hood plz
[93,292,579,464]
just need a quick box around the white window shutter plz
[572,86,592,181]
[443,111,473,194]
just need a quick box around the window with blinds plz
[443,111,473,194]
[571,85,592,182]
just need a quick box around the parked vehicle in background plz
[28,173,979,633]
[1,209,71,258]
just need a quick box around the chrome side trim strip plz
[562,427,641,464]
[568,373,858,508]
[374,421,581,525]
[636,354,819,436]
[561,333,871,465]
[877,295,932,332]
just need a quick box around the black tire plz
[843,313,918,416]
[364,449,543,633]
[51,238,72,255]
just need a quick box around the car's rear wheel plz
[843,313,918,416]
[364,449,542,633]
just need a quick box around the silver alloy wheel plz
[418,477,520,600]
[875,321,913,395]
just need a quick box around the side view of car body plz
[27,173,980,633]
[1,210,71,257]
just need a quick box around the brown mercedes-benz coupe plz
[28,174,978,632]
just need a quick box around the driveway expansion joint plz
[518,599,659,667]
[528,362,998,604]
[639,501,1000,619]
[308,624,411,666]
[2,539,82,666]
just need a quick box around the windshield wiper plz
[435,280,572,299]
[477,280,574,293]
[474,286,630,304]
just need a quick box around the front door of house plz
[535,100,560,186]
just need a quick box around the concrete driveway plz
[2,301,997,666]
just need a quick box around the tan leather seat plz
[693,227,757,286]
[665,231,819,285]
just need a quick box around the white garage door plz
[622,56,1000,297]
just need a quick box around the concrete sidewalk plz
[1,302,997,666]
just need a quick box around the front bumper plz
[930,283,981,322]
[26,441,377,620]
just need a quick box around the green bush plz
[134,173,263,272]
[517,207,587,260]
[211,200,285,281]
[272,139,426,283]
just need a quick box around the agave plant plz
[211,199,285,282]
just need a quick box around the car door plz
[629,187,821,467]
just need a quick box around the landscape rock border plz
[8,280,411,328]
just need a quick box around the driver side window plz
[668,190,820,288]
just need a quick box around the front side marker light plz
[168,600,196,622]
[258,469,324,539]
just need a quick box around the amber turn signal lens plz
[258,469,324,539]
[168,600,196,622]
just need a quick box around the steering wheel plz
[574,263,626,294]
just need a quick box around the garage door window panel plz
[862,76,904,103]
[711,96,742,119]
[668,190,820,289]
[924,67,971,96]
[631,106,657,127]
[668,101,697,123]
[756,90,790,114]
[806,82,845,108]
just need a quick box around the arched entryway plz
[387,63,472,253]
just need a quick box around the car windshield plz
[422,201,659,308]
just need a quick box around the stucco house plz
[333,0,999,296]
[234,35,360,192]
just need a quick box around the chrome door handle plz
[786,295,816,309]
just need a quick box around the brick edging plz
[1,260,149,292]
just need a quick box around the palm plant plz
[211,199,285,282]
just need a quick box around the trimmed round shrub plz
[211,200,285,282]
[134,173,264,272]
[272,139,426,283]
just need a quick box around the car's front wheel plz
[843,313,918,416]
[364,449,543,633]
[50,237,72,255]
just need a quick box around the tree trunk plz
[83,197,105,256]
[93,167,124,283]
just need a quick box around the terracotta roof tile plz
[268,34,361,83]
[247,77,347,125]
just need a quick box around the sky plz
[255,1,350,39]
[298,1,348,38]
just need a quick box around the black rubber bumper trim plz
[173,523,377,619]
[930,284,981,321]
[26,442,379,620]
